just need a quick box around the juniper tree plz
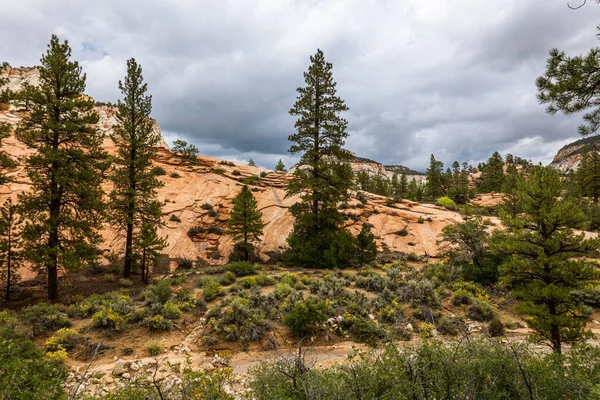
[493,166,600,353]
[16,35,106,300]
[0,199,22,302]
[109,58,164,278]
[248,159,256,167]
[537,28,600,136]
[275,159,286,172]
[285,49,355,268]
[226,185,264,261]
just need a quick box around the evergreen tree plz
[576,147,590,198]
[479,151,505,193]
[285,49,355,269]
[248,159,256,167]
[109,58,164,278]
[399,171,408,197]
[585,150,600,201]
[537,29,600,136]
[0,199,22,301]
[135,221,166,283]
[425,154,444,200]
[226,185,264,261]
[355,223,377,266]
[0,62,15,185]
[16,35,106,300]
[500,164,523,218]
[493,166,600,353]
[275,159,286,171]
[171,140,199,159]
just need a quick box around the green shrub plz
[488,318,505,337]
[0,312,67,399]
[145,341,162,356]
[284,297,329,338]
[170,172,181,178]
[468,299,496,322]
[45,328,81,352]
[21,303,71,335]
[208,225,223,235]
[240,276,258,289]
[162,301,181,320]
[256,273,275,286]
[438,196,457,210]
[119,278,133,287]
[187,225,206,237]
[274,282,295,299]
[93,306,127,332]
[226,261,256,276]
[142,314,173,332]
[220,271,236,285]
[260,171,268,178]
[203,279,224,301]
[169,214,181,222]
[241,175,260,185]
[208,209,218,218]
[150,279,173,304]
[417,216,424,224]
[452,289,473,306]
[150,166,166,176]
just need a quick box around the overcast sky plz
[1,0,599,170]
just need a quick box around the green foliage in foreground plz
[0,311,67,399]
[249,339,600,400]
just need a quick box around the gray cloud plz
[1,0,599,170]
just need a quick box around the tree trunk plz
[123,221,134,278]
[123,143,137,277]
[6,228,10,302]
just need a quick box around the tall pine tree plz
[226,185,264,261]
[0,199,22,302]
[16,35,106,300]
[425,154,444,200]
[479,151,505,193]
[285,49,355,269]
[493,166,600,353]
[275,159,286,172]
[109,58,164,278]
[0,62,15,185]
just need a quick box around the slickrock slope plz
[550,135,600,172]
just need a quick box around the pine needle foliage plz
[109,58,164,278]
[285,49,355,269]
[16,35,106,300]
[0,199,22,302]
[226,185,264,261]
[493,166,600,353]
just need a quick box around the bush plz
[21,303,71,335]
[170,172,181,178]
[162,301,181,320]
[212,168,226,175]
[169,214,181,222]
[452,289,473,306]
[0,312,67,399]
[142,314,174,332]
[203,279,224,301]
[187,225,206,237]
[232,170,241,176]
[468,299,496,322]
[438,196,457,210]
[226,261,256,276]
[417,216,425,224]
[260,171,268,178]
[145,341,162,356]
[256,273,275,286]
[119,278,133,287]
[150,166,166,176]
[220,271,236,286]
[93,306,127,332]
[208,209,218,218]
[395,229,409,236]
[201,203,214,210]
[240,276,258,289]
[284,297,329,338]
[45,328,81,352]
[150,280,173,304]
[208,225,223,235]
[242,175,260,185]
[488,318,505,337]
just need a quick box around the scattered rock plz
[112,359,131,376]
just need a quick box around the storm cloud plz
[1,0,598,170]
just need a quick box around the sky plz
[1,0,599,171]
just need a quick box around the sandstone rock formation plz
[549,135,600,172]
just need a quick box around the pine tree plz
[493,166,600,353]
[425,154,444,200]
[248,159,256,167]
[0,62,15,185]
[355,223,377,266]
[226,185,264,261]
[479,151,505,193]
[537,30,600,136]
[16,35,106,300]
[171,140,199,159]
[109,58,164,278]
[500,164,523,218]
[275,159,286,171]
[135,222,167,283]
[399,171,408,197]
[586,150,600,201]
[285,49,355,269]
[0,199,22,301]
